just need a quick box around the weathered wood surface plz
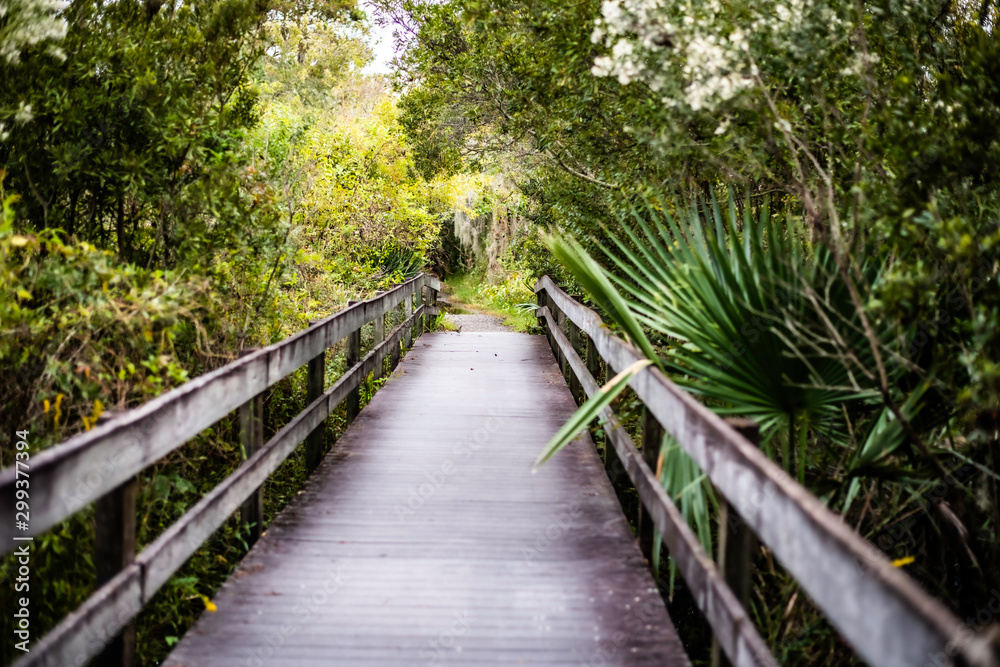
[537,306,775,667]
[239,351,266,546]
[92,410,138,667]
[304,346,326,475]
[536,277,994,667]
[0,275,441,548]
[165,332,690,666]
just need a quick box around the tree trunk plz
[116,193,127,261]
[67,188,80,238]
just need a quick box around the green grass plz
[431,310,460,331]
[445,272,538,332]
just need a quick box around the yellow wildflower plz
[53,393,64,428]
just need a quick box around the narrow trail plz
[439,281,514,332]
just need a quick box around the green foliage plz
[383,0,671,242]
[1,0,277,269]
[0,208,220,453]
[603,196,890,463]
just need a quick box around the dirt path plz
[444,312,512,331]
[439,282,513,332]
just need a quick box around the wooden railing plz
[535,275,998,667]
[0,273,441,667]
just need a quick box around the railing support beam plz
[238,349,265,546]
[305,333,326,474]
[637,407,664,561]
[403,293,413,351]
[373,296,386,381]
[93,411,136,667]
[346,317,362,425]
[555,307,569,381]
[567,319,583,404]
[712,418,760,667]
[424,283,438,332]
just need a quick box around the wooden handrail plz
[5,274,439,667]
[535,275,996,667]
[536,304,776,667]
[0,274,440,548]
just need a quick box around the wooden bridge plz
[2,274,997,667]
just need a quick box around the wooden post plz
[587,337,616,480]
[373,298,385,381]
[567,319,583,404]
[346,324,362,424]
[390,296,402,371]
[239,348,264,546]
[585,336,603,392]
[305,326,326,475]
[719,418,759,605]
[712,418,760,667]
[419,284,428,333]
[94,411,136,667]
[544,294,560,360]
[425,285,438,333]
[403,291,413,350]
[638,407,664,560]
[555,307,569,381]
[537,291,554,354]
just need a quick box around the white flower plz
[601,1,624,31]
[591,27,605,44]
[591,56,614,77]
[612,39,634,58]
[1,0,70,64]
[14,102,33,124]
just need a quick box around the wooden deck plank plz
[164,332,689,666]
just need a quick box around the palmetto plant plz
[536,192,934,551]
[372,244,428,281]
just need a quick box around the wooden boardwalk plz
[164,332,688,666]
[12,275,986,667]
